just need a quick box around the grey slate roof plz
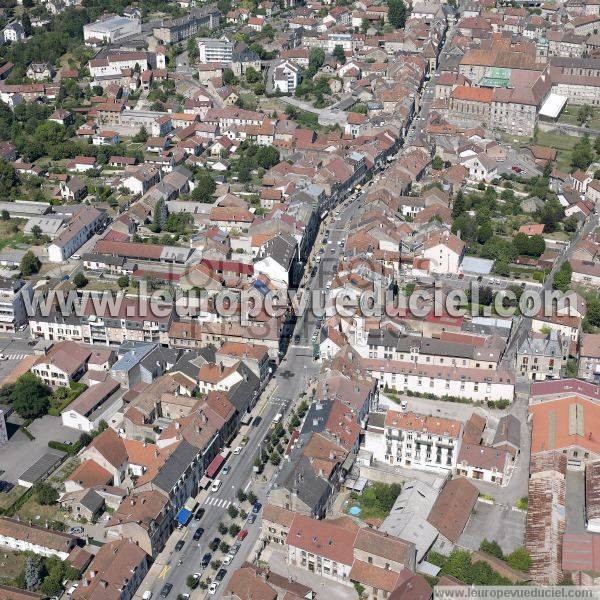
[492,414,521,450]
[273,454,331,515]
[152,440,199,494]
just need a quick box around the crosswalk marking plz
[4,354,27,360]
[203,497,232,508]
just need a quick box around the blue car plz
[252,502,262,514]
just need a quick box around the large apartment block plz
[366,409,463,473]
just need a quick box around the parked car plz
[247,513,257,524]
[208,582,220,595]
[223,554,234,565]
[69,526,84,535]
[222,465,231,475]
[209,537,220,551]
[142,592,153,600]
[194,508,205,521]
[216,569,227,582]
[237,529,248,541]
[175,540,185,552]
[252,502,262,514]
[201,553,212,568]
[252,416,262,427]
[193,527,204,541]
[233,446,242,455]
[159,583,172,598]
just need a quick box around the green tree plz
[571,135,594,170]
[219,541,230,554]
[333,44,346,64]
[192,171,216,202]
[0,159,18,198]
[255,146,280,169]
[236,488,247,503]
[24,556,41,590]
[229,523,241,537]
[542,160,553,178]
[307,47,325,77]
[585,297,600,328]
[34,482,59,505]
[477,222,493,244]
[151,198,166,233]
[20,250,41,276]
[432,155,444,170]
[537,197,565,233]
[247,491,257,505]
[218,522,228,535]
[563,215,579,232]
[479,539,504,560]
[506,547,532,572]
[451,213,478,242]
[553,261,572,292]
[223,68,237,85]
[245,67,261,84]
[452,190,465,218]
[31,224,42,240]
[73,272,88,288]
[388,0,407,28]
[227,504,239,518]
[132,126,148,143]
[594,136,600,156]
[117,275,130,289]
[577,104,594,126]
[186,575,198,589]
[11,373,51,419]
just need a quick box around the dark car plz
[252,502,262,514]
[209,537,221,551]
[252,416,262,427]
[194,508,205,521]
[248,513,257,524]
[175,540,185,551]
[193,527,204,541]
[293,334,301,344]
[311,267,317,277]
[216,569,227,582]
[160,583,173,598]
[201,553,212,568]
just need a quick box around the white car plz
[193,573,202,580]
[208,582,220,595]
[142,593,152,600]
[233,446,242,455]
[223,554,234,565]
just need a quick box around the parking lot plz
[0,415,81,484]
[459,500,526,555]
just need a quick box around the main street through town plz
[142,186,367,600]
[139,16,458,600]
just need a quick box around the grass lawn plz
[0,550,27,586]
[15,494,63,526]
[535,130,578,172]
[346,482,402,522]
[0,485,28,512]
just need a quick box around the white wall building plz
[272,60,300,94]
[361,357,515,403]
[197,38,234,64]
[48,206,104,263]
[0,517,78,560]
[83,15,141,45]
[0,278,33,333]
[365,409,463,473]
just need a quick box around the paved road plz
[136,23,442,597]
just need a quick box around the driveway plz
[0,415,81,483]
[459,500,526,555]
